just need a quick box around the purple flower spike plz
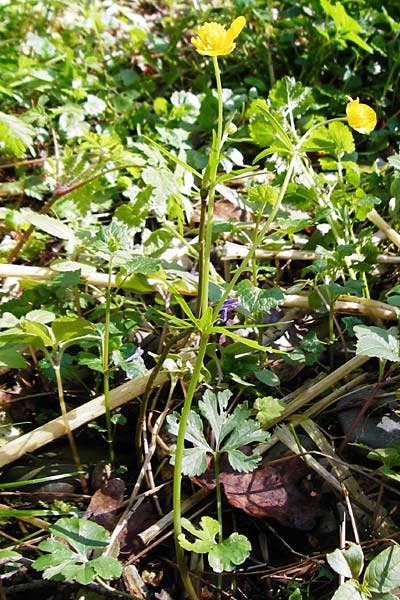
[220,297,239,322]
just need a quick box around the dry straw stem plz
[0,370,169,469]
[222,240,400,264]
[367,208,400,250]
[1,264,398,320]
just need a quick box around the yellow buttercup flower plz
[191,16,246,57]
[346,97,377,134]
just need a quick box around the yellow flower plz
[191,16,246,57]
[346,97,377,134]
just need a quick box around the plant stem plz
[198,56,224,318]
[214,154,296,317]
[173,333,209,600]
[52,358,88,493]
[103,259,115,466]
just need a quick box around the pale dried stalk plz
[300,418,396,536]
[222,240,400,264]
[260,353,370,435]
[367,208,400,250]
[0,371,169,469]
[1,264,398,319]
[284,293,398,320]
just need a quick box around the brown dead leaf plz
[193,454,321,530]
[84,478,125,530]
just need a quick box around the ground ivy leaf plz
[208,533,251,573]
[236,280,284,316]
[63,562,95,585]
[255,396,286,425]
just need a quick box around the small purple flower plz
[219,297,239,322]
[126,347,144,361]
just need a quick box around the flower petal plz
[346,97,377,134]
[227,16,246,42]
[191,16,245,56]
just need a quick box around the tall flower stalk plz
[172,17,245,599]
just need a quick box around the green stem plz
[173,333,209,600]
[53,357,87,493]
[214,154,296,318]
[198,57,224,318]
[103,259,115,465]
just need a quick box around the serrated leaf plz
[269,76,313,116]
[180,447,210,476]
[327,543,364,579]
[222,406,268,452]
[122,257,160,275]
[354,325,400,362]
[208,533,251,573]
[167,411,211,451]
[226,449,261,473]
[364,545,400,593]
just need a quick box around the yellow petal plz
[191,16,245,56]
[346,97,377,134]
[227,16,246,41]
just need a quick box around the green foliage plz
[354,325,400,362]
[327,543,400,600]
[32,517,122,585]
[255,396,286,424]
[178,516,251,573]
[0,111,35,158]
[167,388,269,476]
